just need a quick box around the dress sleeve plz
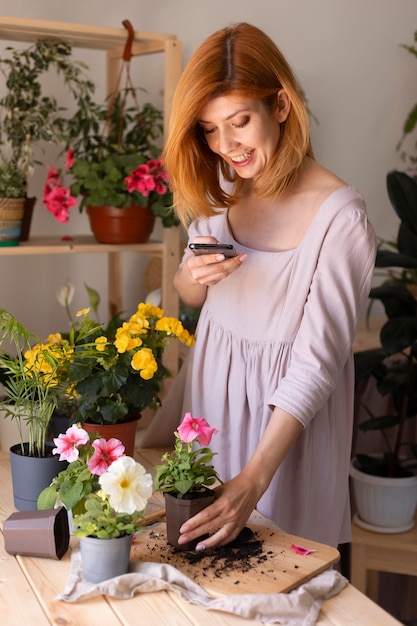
[268,196,377,426]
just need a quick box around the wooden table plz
[0,447,402,626]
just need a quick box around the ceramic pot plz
[350,457,417,533]
[87,204,155,244]
[83,415,140,457]
[80,534,132,583]
[9,442,68,511]
[164,489,216,550]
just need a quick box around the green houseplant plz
[60,301,195,456]
[42,36,179,233]
[0,308,78,509]
[154,412,222,550]
[0,38,98,242]
[352,170,417,530]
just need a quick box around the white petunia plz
[99,456,153,514]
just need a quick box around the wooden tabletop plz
[0,447,402,625]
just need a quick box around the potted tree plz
[352,170,417,531]
[0,38,98,244]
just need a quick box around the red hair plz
[163,23,313,226]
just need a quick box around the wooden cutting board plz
[131,522,340,596]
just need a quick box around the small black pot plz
[164,489,215,551]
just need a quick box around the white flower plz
[99,456,153,515]
[56,281,75,308]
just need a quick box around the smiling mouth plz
[230,150,254,164]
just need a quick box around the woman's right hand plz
[184,236,247,288]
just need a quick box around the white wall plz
[0,0,416,337]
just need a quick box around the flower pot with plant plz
[43,20,179,240]
[0,38,98,244]
[154,413,222,550]
[0,309,75,509]
[38,423,153,583]
[352,170,417,531]
[60,296,195,455]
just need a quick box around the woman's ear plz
[275,89,291,123]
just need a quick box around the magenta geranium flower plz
[87,437,125,476]
[124,158,169,197]
[52,425,90,462]
[177,413,218,446]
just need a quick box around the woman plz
[143,23,376,550]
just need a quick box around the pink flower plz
[87,437,125,476]
[124,158,169,198]
[65,148,75,169]
[43,182,77,224]
[290,543,317,556]
[52,425,90,462]
[177,413,218,446]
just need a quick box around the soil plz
[142,526,274,582]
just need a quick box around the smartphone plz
[189,243,237,257]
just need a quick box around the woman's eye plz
[234,116,250,129]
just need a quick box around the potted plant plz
[38,423,153,583]
[0,38,98,244]
[154,412,222,550]
[0,308,74,509]
[61,300,195,456]
[43,22,179,240]
[352,170,417,531]
[397,28,417,174]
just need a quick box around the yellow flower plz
[95,336,107,352]
[155,317,195,346]
[136,302,164,319]
[76,308,90,317]
[114,324,144,353]
[131,347,158,379]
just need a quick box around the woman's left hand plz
[177,472,261,550]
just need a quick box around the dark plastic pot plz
[4,505,69,559]
[164,489,215,551]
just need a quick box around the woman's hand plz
[185,236,247,288]
[177,472,261,551]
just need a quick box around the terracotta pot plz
[80,534,132,583]
[83,415,140,457]
[164,489,215,551]
[87,204,155,244]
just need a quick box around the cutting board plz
[131,522,340,596]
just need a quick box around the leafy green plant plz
[0,39,97,197]
[0,310,71,456]
[154,413,222,497]
[38,424,152,538]
[354,170,417,477]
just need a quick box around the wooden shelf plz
[0,17,183,375]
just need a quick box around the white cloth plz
[57,544,348,625]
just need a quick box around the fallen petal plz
[290,543,317,556]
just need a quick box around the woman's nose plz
[217,129,238,154]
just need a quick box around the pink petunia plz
[52,425,90,462]
[177,413,218,446]
[87,437,125,476]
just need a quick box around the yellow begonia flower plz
[131,347,158,379]
[136,302,163,320]
[155,317,195,346]
[114,324,144,353]
[95,336,107,352]
[76,308,90,317]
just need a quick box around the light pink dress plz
[143,186,376,547]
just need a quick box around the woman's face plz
[198,93,288,180]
